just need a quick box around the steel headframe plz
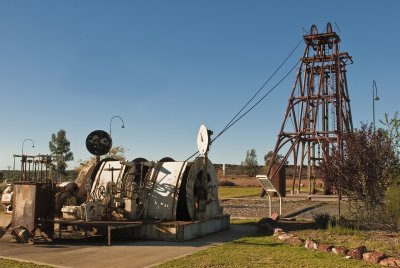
[265,22,353,195]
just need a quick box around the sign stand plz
[256,175,282,217]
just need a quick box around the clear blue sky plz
[1,1,399,170]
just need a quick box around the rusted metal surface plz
[46,215,229,244]
[185,157,222,220]
[13,154,53,182]
[265,22,353,195]
[12,182,55,237]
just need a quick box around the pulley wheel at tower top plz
[86,130,112,156]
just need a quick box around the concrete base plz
[127,214,230,241]
[2,213,230,244]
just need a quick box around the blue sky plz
[1,1,399,170]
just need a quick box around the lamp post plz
[109,115,125,137]
[372,80,380,131]
[22,138,35,156]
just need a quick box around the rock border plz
[271,225,400,267]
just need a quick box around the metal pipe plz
[13,155,16,182]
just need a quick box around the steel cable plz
[185,38,304,161]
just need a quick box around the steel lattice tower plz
[266,23,353,195]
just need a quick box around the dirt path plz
[221,198,329,219]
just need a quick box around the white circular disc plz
[197,125,209,155]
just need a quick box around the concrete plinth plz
[134,214,230,241]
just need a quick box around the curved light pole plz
[372,80,380,131]
[109,115,125,137]
[22,138,35,156]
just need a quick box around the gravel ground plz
[221,198,329,219]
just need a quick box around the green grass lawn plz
[156,235,379,268]
[0,183,7,194]
[218,186,260,199]
[0,258,52,268]
[293,228,400,258]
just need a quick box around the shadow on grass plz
[232,240,282,247]
[275,221,318,231]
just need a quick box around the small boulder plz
[318,244,333,253]
[281,217,296,221]
[348,246,367,260]
[286,236,304,246]
[305,239,319,250]
[362,251,386,264]
[332,246,349,256]
[271,212,280,221]
[380,257,400,267]
[277,232,292,241]
[273,228,283,237]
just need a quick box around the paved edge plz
[146,225,254,268]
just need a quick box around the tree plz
[379,112,400,229]
[241,149,259,177]
[321,123,399,215]
[264,150,285,167]
[108,146,126,161]
[49,129,74,179]
[380,111,400,156]
[76,146,127,173]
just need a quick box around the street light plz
[372,80,380,131]
[22,138,35,155]
[109,115,125,137]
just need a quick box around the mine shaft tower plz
[267,23,353,194]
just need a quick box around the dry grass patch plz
[218,186,260,199]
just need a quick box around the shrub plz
[327,222,359,235]
[384,184,400,230]
[327,216,359,235]
[321,123,399,212]
[313,213,331,229]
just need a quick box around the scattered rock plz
[318,244,333,253]
[380,257,400,267]
[362,251,386,264]
[332,246,349,256]
[281,217,296,221]
[273,228,283,237]
[271,212,280,221]
[348,246,367,260]
[305,239,319,250]
[277,232,292,241]
[286,236,304,246]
